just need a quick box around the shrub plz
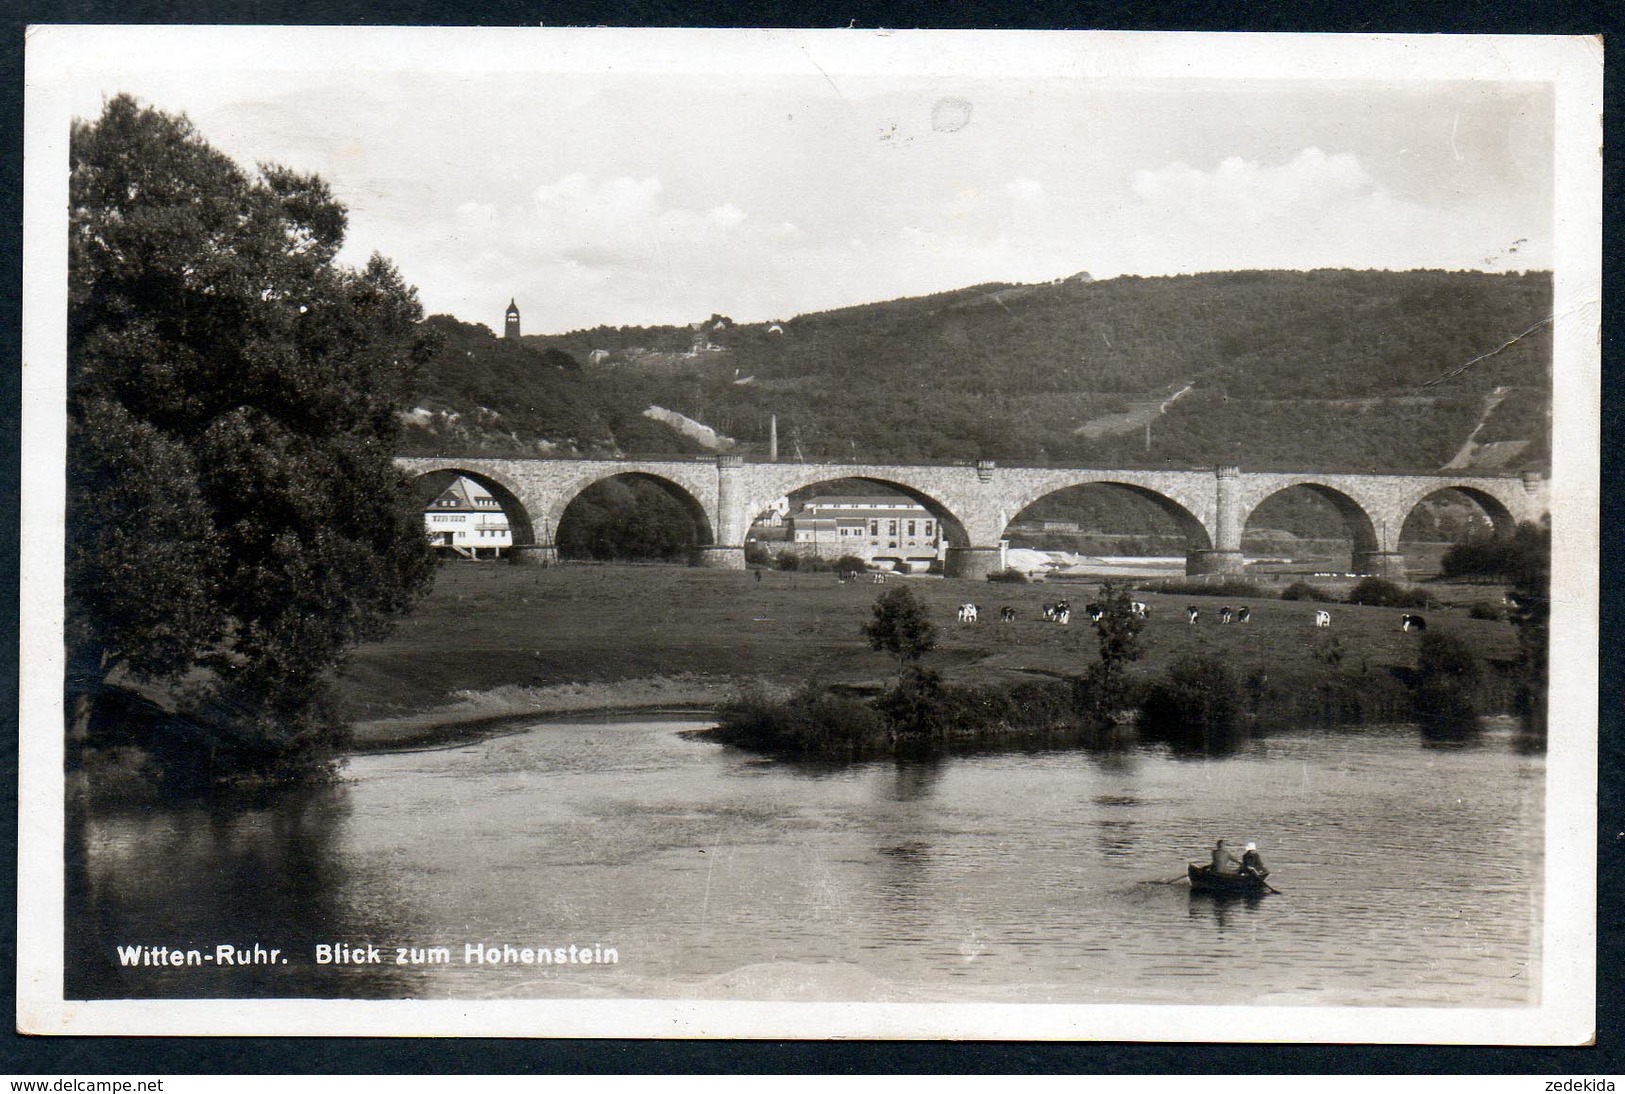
[773,550,802,571]
[1280,580,1338,602]
[986,568,1029,584]
[1138,655,1245,745]
[1468,600,1508,621]
[1150,578,1265,599]
[713,681,887,757]
[1346,577,1430,608]
[744,542,772,567]
[1412,630,1483,730]
[833,554,870,575]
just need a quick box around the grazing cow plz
[1236,606,1251,624]
[1219,606,1234,624]
[1186,606,1200,624]
[1055,607,1071,625]
[999,606,1017,623]
[1086,602,1104,623]
[871,572,886,584]
[1130,601,1149,619]
[1401,613,1427,633]
[958,603,980,624]
[1314,610,1332,628]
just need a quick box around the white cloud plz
[1131,147,1374,225]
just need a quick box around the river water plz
[67,717,1544,1007]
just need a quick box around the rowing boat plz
[1187,863,1270,892]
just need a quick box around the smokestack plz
[769,414,778,462]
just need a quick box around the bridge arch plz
[400,460,537,545]
[998,480,1214,553]
[743,469,973,550]
[1241,480,1381,576]
[545,467,717,552]
[1398,484,1518,540]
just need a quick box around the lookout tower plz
[504,299,521,340]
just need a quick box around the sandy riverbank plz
[348,673,748,751]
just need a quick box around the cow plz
[1130,601,1150,619]
[871,572,886,584]
[1041,602,1058,622]
[1219,606,1234,624]
[1055,607,1071,625]
[1401,613,1427,633]
[1314,610,1332,628]
[958,603,980,624]
[1086,602,1104,623]
[999,606,1017,623]
[1236,606,1251,624]
[1186,606,1200,624]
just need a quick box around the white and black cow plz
[1130,601,1150,619]
[1401,613,1427,633]
[1086,602,1105,623]
[1314,609,1332,628]
[1219,606,1234,624]
[1236,606,1251,624]
[999,606,1018,623]
[1186,606,1200,624]
[958,603,980,624]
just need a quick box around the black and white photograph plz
[17,27,1600,1041]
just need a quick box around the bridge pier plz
[1185,549,1246,576]
[944,543,1007,580]
[1353,550,1408,579]
[509,543,558,566]
[695,545,747,570]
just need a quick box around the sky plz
[49,29,1558,335]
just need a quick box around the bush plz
[1413,630,1483,730]
[986,568,1029,584]
[1346,577,1430,608]
[833,554,870,574]
[1468,600,1508,621]
[1280,580,1339,602]
[744,542,772,567]
[1138,655,1245,746]
[1150,578,1265,599]
[713,681,887,758]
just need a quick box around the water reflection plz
[1188,889,1267,929]
[68,784,421,999]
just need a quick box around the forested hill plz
[399,269,1552,474]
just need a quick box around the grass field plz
[335,561,1521,743]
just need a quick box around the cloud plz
[1131,147,1375,224]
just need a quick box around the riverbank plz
[349,674,755,750]
[333,561,1522,749]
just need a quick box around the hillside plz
[407,269,1551,474]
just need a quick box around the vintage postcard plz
[18,27,1600,1040]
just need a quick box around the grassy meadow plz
[336,561,1520,746]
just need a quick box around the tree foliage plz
[1080,578,1145,719]
[67,95,437,775]
[862,585,937,681]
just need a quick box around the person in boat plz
[1239,842,1269,880]
[1209,838,1242,875]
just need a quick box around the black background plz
[2,0,1618,1076]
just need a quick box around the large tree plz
[67,95,437,776]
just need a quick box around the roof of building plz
[802,495,928,508]
[426,476,503,513]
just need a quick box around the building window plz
[870,520,879,536]
[924,520,934,537]
[907,520,916,537]
[888,520,898,536]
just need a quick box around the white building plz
[425,476,511,559]
[783,496,944,570]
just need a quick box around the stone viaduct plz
[396,455,1549,580]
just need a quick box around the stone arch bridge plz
[396,455,1549,579]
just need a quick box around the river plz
[67,716,1544,1007]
